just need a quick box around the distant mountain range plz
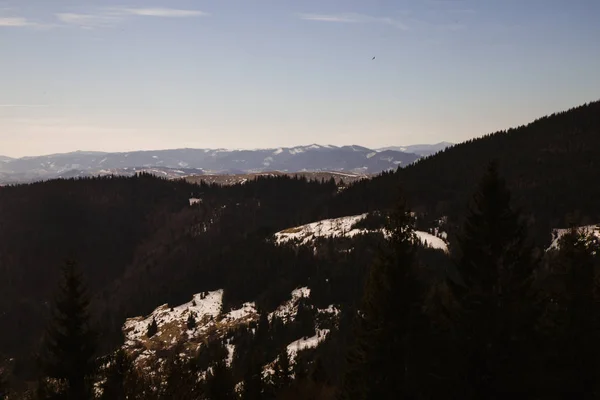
[0,143,452,184]
[376,142,453,157]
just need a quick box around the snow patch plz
[414,231,449,252]
[263,156,273,166]
[275,214,449,252]
[123,290,223,344]
[286,329,330,360]
[548,224,600,250]
[269,287,310,322]
[226,344,235,367]
[317,305,340,317]
[274,214,369,245]
[225,302,256,321]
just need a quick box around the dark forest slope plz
[0,174,338,365]
[327,100,600,242]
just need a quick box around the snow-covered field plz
[274,214,449,252]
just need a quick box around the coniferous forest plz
[1,100,600,399]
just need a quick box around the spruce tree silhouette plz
[545,228,600,398]
[41,259,96,400]
[451,161,539,397]
[340,195,421,399]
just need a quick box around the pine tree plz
[340,196,421,399]
[186,312,196,330]
[205,362,236,400]
[162,352,203,400]
[0,366,9,400]
[451,161,539,397]
[146,317,158,338]
[295,298,315,339]
[255,310,270,344]
[273,348,292,390]
[241,352,265,400]
[100,349,131,400]
[40,259,96,400]
[544,228,600,398]
[310,356,328,385]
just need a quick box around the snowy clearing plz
[274,214,449,252]
[274,214,369,245]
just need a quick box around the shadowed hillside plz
[327,100,600,243]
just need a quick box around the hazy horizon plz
[2,0,599,157]
[0,141,455,159]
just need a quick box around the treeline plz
[326,100,600,244]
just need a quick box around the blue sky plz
[1,0,599,157]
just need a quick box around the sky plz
[1,0,599,157]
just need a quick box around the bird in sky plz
[372,56,376,60]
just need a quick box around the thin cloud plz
[299,13,408,30]
[56,12,121,29]
[55,7,207,29]
[119,8,208,17]
[0,16,52,29]
[0,104,50,108]
[300,14,359,23]
[0,17,30,27]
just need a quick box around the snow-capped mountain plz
[0,145,422,184]
[377,142,453,157]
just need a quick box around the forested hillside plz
[2,100,600,399]
[0,174,338,370]
[327,100,600,243]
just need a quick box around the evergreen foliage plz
[539,228,600,397]
[0,367,8,400]
[39,260,96,400]
[146,318,158,338]
[450,161,540,397]
[241,352,265,400]
[186,312,196,330]
[340,196,422,399]
[327,100,600,245]
[3,100,600,399]
[99,349,135,400]
[273,348,292,390]
[205,362,236,400]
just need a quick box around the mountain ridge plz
[0,143,449,184]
